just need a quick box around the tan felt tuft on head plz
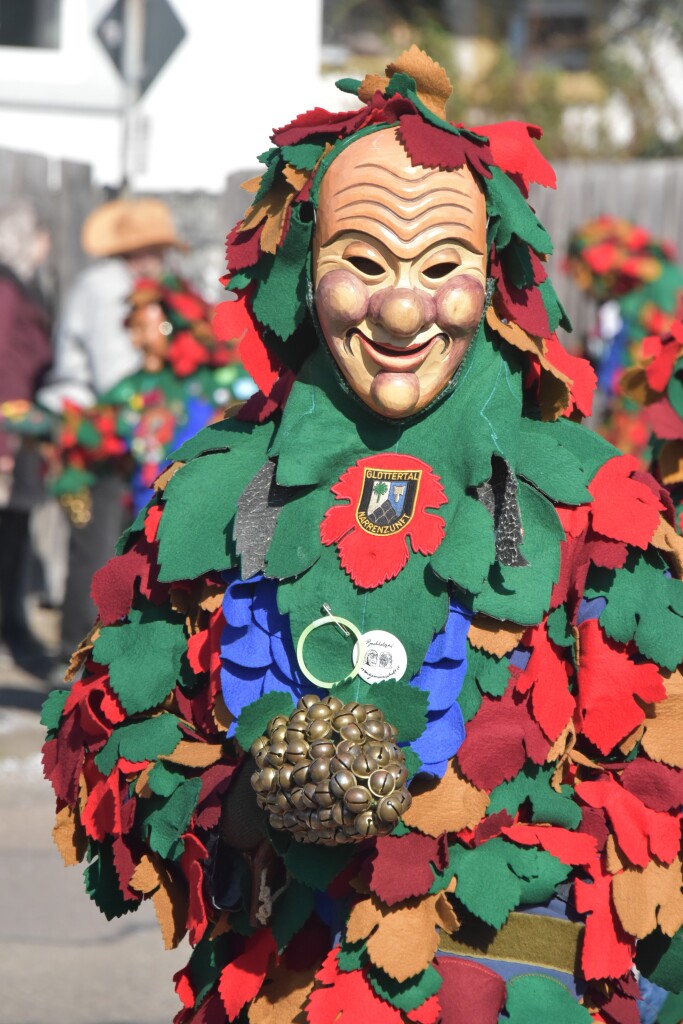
[358,46,453,121]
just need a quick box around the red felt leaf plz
[620,760,683,812]
[218,928,277,1021]
[112,835,142,902]
[368,833,442,906]
[501,824,599,867]
[645,397,683,441]
[169,331,211,378]
[489,249,551,339]
[180,833,209,944]
[577,775,680,868]
[456,687,549,790]
[195,762,236,831]
[187,629,211,676]
[588,455,663,548]
[237,369,295,424]
[545,334,596,418]
[225,222,264,273]
[577,621,666,755]
[574,865,635,980]
[213,295,282,395]
[513,623,574,742]
[306,949,404,1024]
[471,121,556,193]
[81,769,126,840]
[144,504,163,543]
[320,454,447,589]
[552,512,628,609]
[407,995,441,1024]
[397,115,493,177]
[174,967,195,1010]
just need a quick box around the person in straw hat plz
[38,196,184,667]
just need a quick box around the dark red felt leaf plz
[574,865,635,980]
[552,513,628,610]
[489,253,550,339]
[368,833,441,906]
[195,762,236,831]
[283,916,332,972]
[513,623,574,742]
[397,114,493,177]
[434,956,506,1024]
[112,835,142,902]
[589,455,663,548]
[577,621,665,755]
[645,397,683,441]
[620,760,683,812]
[226,222,264,273]
[456,687,549,790]
[180,832,209,944]
[91,547,154,625]
[578,806,610,853]
[306,949,404,1024]
[81,769,126,840]
[471,120,556,194]
[473,810,514,845]
[218,928,277,1021]
[270,93,415,149]
[577,775,680,868]
[591,972,642,1024]
[213,295,282,395]
[42,711,87,804]
[237,370,296,424]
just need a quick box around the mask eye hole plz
[346,255,385,277]
[422,261,459,280]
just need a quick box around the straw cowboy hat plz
[81,197,185,257]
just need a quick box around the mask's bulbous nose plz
[368,288,436,338]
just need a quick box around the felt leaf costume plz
[43,49,683,1024]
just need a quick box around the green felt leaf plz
[487,763,582,830]
[546,604,574,650]
[138,777,201,860]
[95,713,182,776]
[170,417,255,462]
[484,167,553,255]
[451,839,523,929]
[504,973,592,1023]
[251,206,313,340]
[636,928,683,994]
[591,549,683,670]
[253,148,281,203]
[272,879,315,951]
[331,677,428,744]
[538,277,571,334]
[368,963,442,1012]
[458,660,484,722]
[660,992,683,1024]
[337,941,367,973]
[430,493,496,595]
[186,934,233,1007]
[93,604,187,715]
[234,691,295,752]
[50,465,95,496]
[226,270,255,292]
[264,484,327,580]
[517,422,593,505]
[283,838,353,890]
[504,845,570,905]
[504,242,535,290]
[148,760,185,798]
[281,143,325,171]
[115,500,152,554]
[474,481,564,625]
[157,425,273,583]
[467,646,510,697]
[403,749,423,778]
[41,688,68,732]
[668,359,683,416]
[84,840,140,921]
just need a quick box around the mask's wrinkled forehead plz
[315,128,487,260]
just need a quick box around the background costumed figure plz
[43,50,683,1024]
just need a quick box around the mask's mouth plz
[346,328,447,372]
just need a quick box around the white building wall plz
[0,0,324,192]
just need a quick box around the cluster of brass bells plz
[250,694,412,845]
[59,488,92,527]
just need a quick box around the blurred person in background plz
[37,197,184,671]
[0,199,53,667]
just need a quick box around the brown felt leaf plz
[386,45,452,119]
[468,615,527,657]
[134,763,153,798]
[241,175,262,194]
[66,622,100,682]
[612,858,683,938]
[161,740,224,768]
[605,834,627,875]
[358,73,390,104]
[248,964,318,1024]
[403,760,489,836]
[52,804,87,866]
[213,689,234,732]
[641,670,683,768]
[651,515,683,577]
[620,365,657,405]
[260,192,295,255]
[154,461,183,493]
[660,441,683,486]
[487,305,572,419]
[152,864,187,950]
[130,853,161,894]
[348,891,454,982]
[199,581,226,613]
[619,724,644,756]
[282,164,310,192]
[78,772,88,815]
[210,912,231,939]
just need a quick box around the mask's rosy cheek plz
[315,269,369,327]
[435,275,485,335]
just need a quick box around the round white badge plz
[352,630,407,684]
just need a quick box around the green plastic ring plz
[296,615,365,689]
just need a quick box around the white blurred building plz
[0,0,324,191]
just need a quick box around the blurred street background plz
[1,1,682,1022]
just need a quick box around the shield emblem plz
[356,467,421,535]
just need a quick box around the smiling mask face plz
[313,127,488,418]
